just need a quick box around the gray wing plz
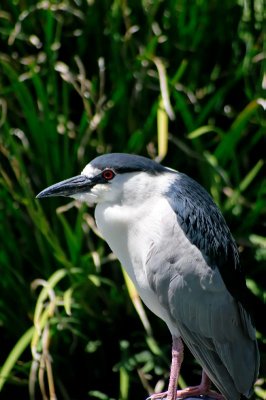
[166,173,244,303]
[146,173,259,399]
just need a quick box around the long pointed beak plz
[36,175,93,199]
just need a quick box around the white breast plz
[95,196,180,336]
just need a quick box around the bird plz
[37,153,260,400]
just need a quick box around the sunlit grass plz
[0,0,265,399]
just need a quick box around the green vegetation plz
[0,0,265,399]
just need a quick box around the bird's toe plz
[176,385,225,399]
[146,391,168,400]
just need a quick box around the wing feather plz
[145,173,259,399]
[165,174,257,333]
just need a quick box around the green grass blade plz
[0,327,35,391]
[157,97,168,161]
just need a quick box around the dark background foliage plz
[0,0,265,399]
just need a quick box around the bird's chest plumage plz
[95,198,180,334]
[95,200,163,291]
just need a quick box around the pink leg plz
[148,336,184,400]
[167,337,184,400]
[147,339,225,400]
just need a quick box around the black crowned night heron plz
[37,153,260,400]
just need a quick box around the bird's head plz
[36,153,170,205]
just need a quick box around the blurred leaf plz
[224,159,264,210]
[215,100,260,165]
[187,126,223,140]
[119,366,129,400]
[0,327,34,391]
[157,97,168,161]
[122,268,153,337]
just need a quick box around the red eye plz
[102,169,115,181]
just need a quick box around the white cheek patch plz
[81,164,100,178]
[71,192,97,206]
[90,184,111,200]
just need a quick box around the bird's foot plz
[146,391,168,400]
[176,385,225,399]
[147,386,225,400]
